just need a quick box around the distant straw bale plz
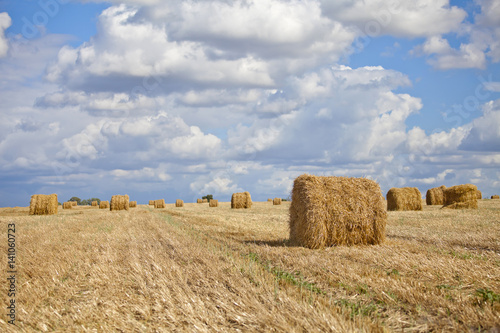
[129,201,137,208]
[273,198,282,205]
[231,192,252,209]
[209,199,219,207]
[110,195,129,211]
[149,200,154,205]
[267,198,272,202]
[386,187,422,211]
[289,175,387,249]
[202,199,208,203]
[71,201,77,206]
[197,199,203,203]
[426,185,446,205]
[442,184,477,209]
[63,202,72,209]
[154,199,165,209]
[99,201,109,209]
[491,195,499,199]
[91,201,98,207]
[29,194,58,215]
[476,190,482,199]
[176,199,184,207]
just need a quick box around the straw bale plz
[197,199,203,203]
[29,194,58,215]
[386,187,422,211]
[289,175,386,249]
[491,195,500,199]
[476,190,482,199]
[110,195,129,211]
[202,199,208,203]
[149,200,154,205]
[442,184,477,209]
[154,199,165,209]
[273,198,282,205]
[99,201,109,209]
[176,199,184,207]
[426,185,446,205]
[231,192,252,209]
[129,201,137,208]
[63,202,72,209]
[71,201,77,206]
[267,198,272,202]
[209,199,219,207]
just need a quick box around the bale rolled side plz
[289,175,387,249]
[129,201,137,208]
[273,198,282,205]
[110,195,129,211]
[386,187,422,211]
[491,195,499,199]
[29,194,58,215]
[175,199,184,207]
[231,192,252,209]
[154,199,165,209]
[209,199,218,207]
[442,184,477,209]
[426,185,446,205]
[63,202,72,209]
[99,201,109,209]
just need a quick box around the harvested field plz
[0,200,499,332]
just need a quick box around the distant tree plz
[81,198,101,206]
[202,194,213,202]
[69,197,81,205]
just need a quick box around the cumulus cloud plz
[459,99,500,151]
[0,12,11,58]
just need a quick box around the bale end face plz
[231,192,252,209]
[442,184,478,209]
[209,199,219,207]
[110,195,130,211]
[29,194,58,215]
[175,199,184,207]
[289,175,387,249]
[386,187,422,211]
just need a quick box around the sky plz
[0,0,499,206]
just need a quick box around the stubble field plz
[0,200,499,332]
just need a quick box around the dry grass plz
[0,200,499,332]
[387,187,422,211]
[443,184,478,209]
[29,194,58,215]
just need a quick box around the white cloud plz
[0,12,11,58]
[459,99,500,151]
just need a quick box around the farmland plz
[0,200,499,332]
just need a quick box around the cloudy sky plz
[0,0,499,206]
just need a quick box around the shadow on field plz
[243,238,293,247]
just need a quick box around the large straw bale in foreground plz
[289,175,387,249]
[231,192,252,209]
[273,198,282,205]
[442,184,477,209]
[129,201,137,208]
[491,195,499,199]
[110,195,129,211]
[476,190,482,199]
[209,199,218,207]
[175,199,184,207]
[62,202,72,209]
[29,194,58,215]
[91,201,98,207]
[386,187,422,211]
[426,185,446,205]
[154,199,165,209]
[99,201,109,209]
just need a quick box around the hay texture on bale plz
[426,185,446,205]
[231,192,252,209]
[110,195,129,211]
[209,199,219,207]
[62,202,72,209]
[99,201,109,209]
[129,201,137,208]
[197,199,203,203]
[202,199,208,203]
[91,201,98,207]
[175,199,184,207]
[273,198,282,205]
[29,194,58,215]
[154,199,165,209]
[71,201,77,206]
[491,195,500,199]
[442,184,478,209]
[386,187,422,211]
[476,190,482,199]
[289,175,387,249]
[149,200,154,205]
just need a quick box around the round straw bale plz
[129,201,137,208]
[197,199,203,203]
[289,175,387,249]
[267,198,272,202]
[491,195,499,199]
[63,202,72,209]
[273,198,282,205]
[99,201,109,209]
[154,199,165,209]
[476,190,482,199]
[231,192,252,209]
[202,198,208,203]
[176,199,184,207]
[110,195,129,211]
[426,185,446,205]
[149,200,154,205]
[91,200,98,207]
[209,199,219,207]
[442,184,478,209]
[29,194,58,215]
[386,187,422,211]
[71,201,77,206]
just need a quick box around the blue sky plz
[0,0,499,206]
